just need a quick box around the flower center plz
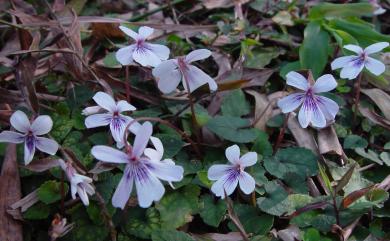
[177,57,189,72]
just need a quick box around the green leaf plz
[228,204,274,235]
[125,207,161,239]
[264,147,318,180]
[23,203,50,220]
[366,188,389,205]
[156,185,201,229]
[380,152,390,166]
[309,3,373,19]
[197,171,213,188]
[206,116,258,143]
[244,48,283,69]
[344,135,368,149]
[199,194,227,227]
[151,230,194,241]
[355,148,383,165]
[102,52,120,68]
[221,89,250,117]
[51,114,74,142]
[154,133,184,158]
[257,181,289,216]
[303,228,331,241]
[299,21,330,78]
[38,180,69,204]
[280,61,301,79]
[335,164,356,194]
[251,130,272,158]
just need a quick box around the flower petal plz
[93,92,117,112]
[133,48,162,67]
[331,56,356,70]
[365,57,386,76]
[184,65,217,92]
[10,110,30,133]
[138,26,154,39]
[238,171,255,194]
[316,96,339,121]
[31,115,53,135]
[0,131,25,143]
[117,100,136,112]
[344,44,363,54]
[70,183,77,199]
[208,164,231,180]
[85,113,112,128]
[298,98,312,128]
[239,152,257,167]
[135,167,165,208]
[132,122,153,158]
[286,71,309,90]
[77,185,90,206]
[364,42,389,55]
[277,93,304,113]
[153,59,181,94]
[225,144,240,165]
[91,145,128,164]
[147,43,170,61]
[119,26,138,40]
[148,160,184,182]
[185,49,211,63]
[144,136,164,161]
[82,106,102,116]
[300,96,327,128]
[112,167,134,209]
[210,172,239,198]
[24,136,36,165]
[340,62,364,80]
[35,137,58,155]
[110,115,131,145]
[312,74,337,93]
[116,45,135,65]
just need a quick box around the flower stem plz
[125,66,131,102]
[273,113,290,154]
[353,73,363,127]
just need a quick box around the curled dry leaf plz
[24,158,61,172]
[361,88,390,120]
[358,106,390,131]
[0,144,23,241]
[287,113,319,154]
[277,225,301,241]
[317,125,344,156]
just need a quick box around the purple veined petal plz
[238,171,255,194]
[365,57,386,76]
[119,26,139,40]
[331,56,356,70]
[364,42,389,55]
[286,71,309,91]
[138,26,154,39]
[239,152,257,167]
[0,131,25,143]
[31,115,53,135]
[184,65,217,92]
[10,110,30,133]
[82,106,102,116]
[132,47,162,67]
[210,171,240,199]
[153,60,182,94]
[93,92,117,112]
[340,61,364,80]
[85,113,112,128]
[116,45,135,65]
[225,144,240,165]
[134,164,165,208]
[77,185,90,206]
[308,100,326,128]
[344,44,363,54]
[312,74,337,93]
[110,114,130,144]
[132,122,153,159]
[112,166,134,209]
[207,164,231,180]
[91,145,128,164]
[316,95,339,121]
[147,43,170,61]
[185,49,212,63]
[35,137,59,155]
[298,97,313,128]
[277,93,304,113]
[24,135,36,165]
[116,100,136,113]
[147,160,184,182]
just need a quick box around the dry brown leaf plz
[277,225,301,241]
[358,106,390,131]
[246,90,274,131]
[287,114,319,154]
[0,144,23,241]
[317,125,343,156]
[361,88,390,120]
[10,189,39,213]
[24,158,61,172]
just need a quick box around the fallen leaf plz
[317,125,344,156]
[358,106,390,131]
[287,113,319,154]
[361,88,390,120]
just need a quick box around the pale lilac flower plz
[208,145,256,198]
[84,92,140,148]
[277,71,339,128]
[91,122,184,209]
[152,49,218,94]
[116,26,170,67]
[331,42,389,80]
[0,111,58,165]
[59,159,95,206]
[369,0,386,15]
